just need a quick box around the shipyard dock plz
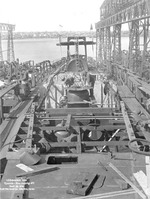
[0,0,150,199]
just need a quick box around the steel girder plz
[141,18,150,79]
[0,24,15,62]
[0,23,15,31]
[0,32,3,61]
[96,0,150,29]
[128,18,150,77]
[7,27,15,62]
[112,24,122,64]
[96,27,111,66]
[105,27,111,62]
[104,27,112,72]
[128,20,140,73]
[96,29,100,63]
[98,28,105,64]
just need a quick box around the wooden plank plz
[118,86,134,98]
[46,107,116,115]
[71,189,136,199]
[109,163,147,199]
[16,166,59,178]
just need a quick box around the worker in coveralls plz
[104,81,110,95]
[87,73,96,97]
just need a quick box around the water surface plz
[2,37,129,64]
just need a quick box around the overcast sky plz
[0,0,103,32]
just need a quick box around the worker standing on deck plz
[87,73,96,97]
[104,80,110,95]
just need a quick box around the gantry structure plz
[0,23,15,62]
[95,3,150,195]
[96,0,150,79]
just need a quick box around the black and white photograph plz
[0,0,150,199]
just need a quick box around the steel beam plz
[21,125,125,132]
[96,29,100,62]
[98,28,105,64]
[0,97,4,124]
[0,31,3,61]
[46,107,116,115]
[96,0,150,29]
[0,99,34,159]
[141,18,150,78]
[105,27,111,62]
[0,24,15,62]
[128,20,140,73]
[112,24,122,64]
[25,103,35,148]
[0,23,15,31]
[38,141,129,148]
[7,26,15,62]
[120,101,138,148]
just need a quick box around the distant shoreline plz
[2,35,130,40]
[1,31,130,40]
